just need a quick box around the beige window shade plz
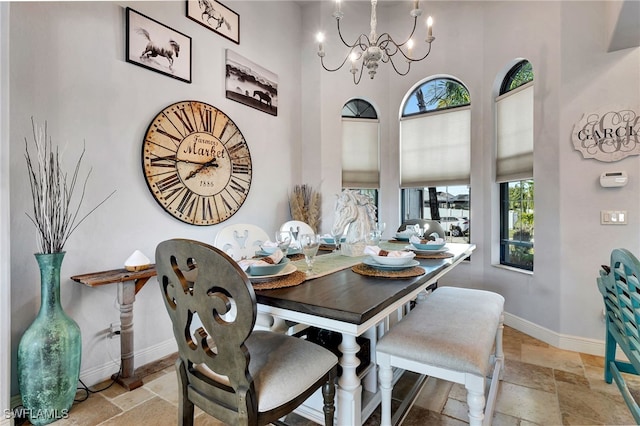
[342,118,380,188]
[496,82,533,182]
[400,107,471,188]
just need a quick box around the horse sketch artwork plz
[331,190,377,257]
[197,0,231,31]
[225,50,278,116]
[137,28,180,70]
[187,0,240,44]
[126,8,192,83]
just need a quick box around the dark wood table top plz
[255,243,474,325]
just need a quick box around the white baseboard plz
[78,338,178,387]
[504,312,605,356]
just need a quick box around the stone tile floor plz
[20,326,640,425]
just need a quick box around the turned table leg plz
[111,278,149,390]
[337,333,362,426]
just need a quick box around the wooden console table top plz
[71,266,157,293]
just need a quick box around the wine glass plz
[275,230,292,254]
[366,229,381,246]
[299,233,321,275]
[330,227,344,253]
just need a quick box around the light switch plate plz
[601,210,627,224]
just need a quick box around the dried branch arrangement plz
[289,184,321,233]
[25,118,116,254]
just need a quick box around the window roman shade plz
[342,118,379,188]
[400,106,471,188]
[496,82,533,182]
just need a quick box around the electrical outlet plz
[108,322,121,339]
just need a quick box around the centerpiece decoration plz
[289,184,321,233]
[331,190,377,257]
[17,119,115,425]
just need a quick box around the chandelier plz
[316,0,435,84]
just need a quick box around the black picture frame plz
[126,7,192,83]
[225,50,278,116]
[186,0,240,44]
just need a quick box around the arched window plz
[342,98,378,119]
[402,77,470,117]
[400,77,471,242]
[341,99,379,192]
[496,60,534,271]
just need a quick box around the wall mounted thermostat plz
[600,171,628,187]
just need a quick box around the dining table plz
[253,241,476,426]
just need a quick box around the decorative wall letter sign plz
[571,108,640,162]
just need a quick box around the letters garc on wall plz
[571,109,640,162]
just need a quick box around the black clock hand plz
[185,159,219,180]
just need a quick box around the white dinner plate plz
[404,245,448,254]
[246,263,297,282]
[255,248,301,257]
[363,257,420,271]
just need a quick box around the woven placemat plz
[287,253,305,261]
[414,251,454,259]
[386,239,410,244]
[351,263,425,279]
[251,270,307,291]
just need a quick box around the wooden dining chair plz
[155,239,338,426]
[214,223,270,260]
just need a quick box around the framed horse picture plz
[126,8,192,83]
[225,50,278,116]
[186,0,240,44]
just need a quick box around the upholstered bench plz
[376,286,505,426]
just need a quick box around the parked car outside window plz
[457,217,469,235]
[437,216,469,237]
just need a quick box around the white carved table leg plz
[337,333,361,426]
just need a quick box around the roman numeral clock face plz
[142,101,252,225]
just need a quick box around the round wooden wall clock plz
[142,100,252,225]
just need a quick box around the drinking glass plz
[299,233,321,275]
[366,229,381,246]
[275,230,293,254]
[376,222,386,235]
[329,227,344,253]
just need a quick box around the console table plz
[71,266,157,390]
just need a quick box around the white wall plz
[9,0,302,395]
[301,0,640,350]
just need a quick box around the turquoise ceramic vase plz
[17,252,81,426]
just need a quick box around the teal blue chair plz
[598,248,640,424]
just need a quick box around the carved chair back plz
[214,224,269,260]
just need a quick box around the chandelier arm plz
[337,19,370,49]
[353,61,365,85]
[406,42,434,62]
[386,54,412,76]
[377,34,400,58]
[355,34,372,52]
[376,15,418,50]
[319,52,353,73]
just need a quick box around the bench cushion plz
[377,286,504,377]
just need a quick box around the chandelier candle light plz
[316,0,435,84]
